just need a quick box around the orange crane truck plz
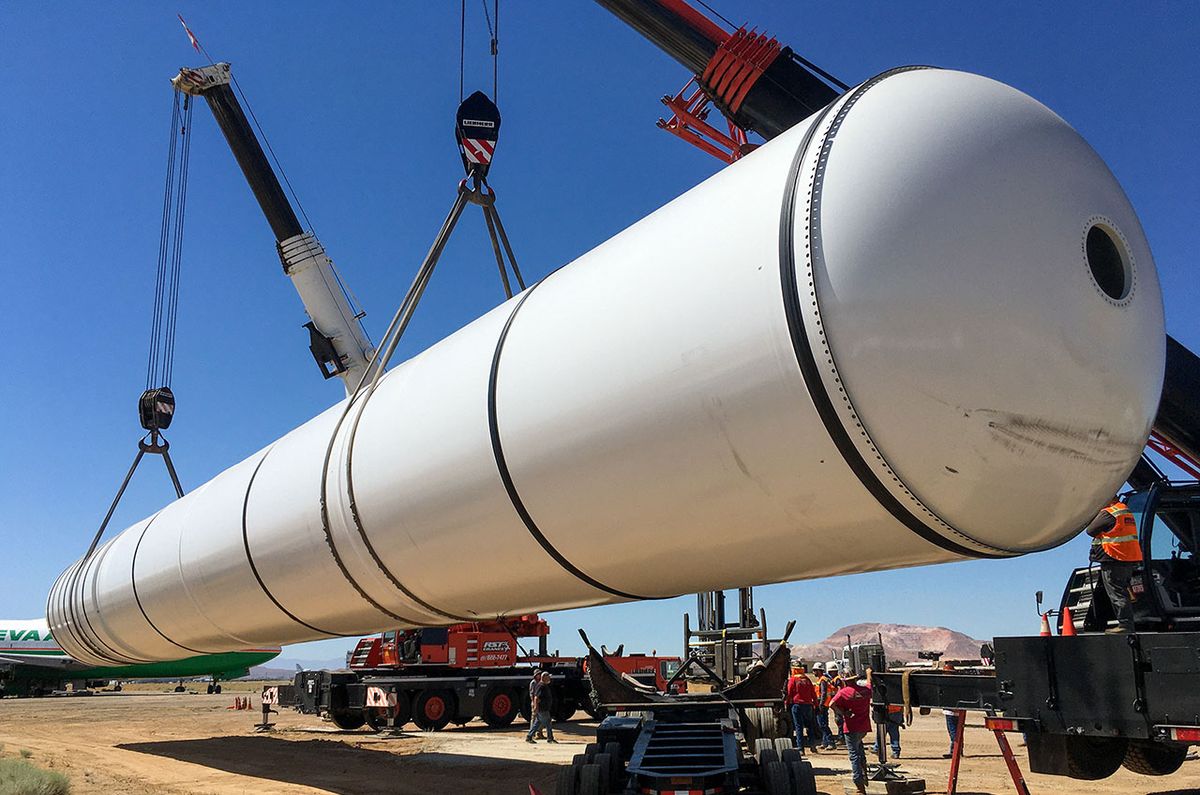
[291,615,680,732]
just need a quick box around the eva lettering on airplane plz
[0,629,44,642]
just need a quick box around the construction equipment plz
[683,588,790,685]
[866,283,1200,783]
[172,62,375,390]
[286,615,680,732]
[564,629,809,795]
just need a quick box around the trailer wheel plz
[1122,739,1188,776]
[413,689,454,732]
[556,764,579,795]
[787,760,817,795]
[579,762,609,795]
[483,689,519,728]
[780,747,802,766]
[329,709,366,731]
[1063,735,1126,780]
[763,760,790,795]
[519,691,532,721]
[753,737,775,764]
[759,748,780,768]
[745,706,779,743]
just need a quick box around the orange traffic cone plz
[1061,605,1076,636]
[1039,613,1051,636]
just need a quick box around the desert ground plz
[0,689,1197,794]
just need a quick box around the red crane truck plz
[291,614,680,732]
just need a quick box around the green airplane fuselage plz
[0,619,280,693]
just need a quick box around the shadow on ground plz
[117,735,560,795]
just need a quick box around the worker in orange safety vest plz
[1084,496,1143,633]
[814,664,837,750]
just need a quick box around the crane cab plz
[1061,480,1200,633]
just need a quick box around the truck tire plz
[780,747,802,766]
[519,690,533,721]
[759,748,780,768]
[330,710,366,731]
[772,737,794,756]
[394,692,412,727]
[1122,739,1188,776]
[556,764,579,795]
[413,689,455,732]
[763,760,790,795]
[483,689,519,728]
[1063,735,1126,780]
[553,697,578,723]
[583,742,599,763]
[579,763,608,795]
[788,760,817,795]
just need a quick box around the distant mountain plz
[790,622,987,665]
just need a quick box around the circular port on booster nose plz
[1086,223,1130,301]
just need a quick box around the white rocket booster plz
[49,69,1164,666]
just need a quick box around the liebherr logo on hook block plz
[456,91,501,177]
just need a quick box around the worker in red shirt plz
[829,668,873,795]
[785,663,819,754]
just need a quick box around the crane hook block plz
[138,388,176,432]
[456,91,501,179]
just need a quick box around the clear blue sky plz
[1,2,1197,664]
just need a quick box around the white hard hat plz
[825,662,840,673]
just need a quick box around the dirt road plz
[0,692,1197,794]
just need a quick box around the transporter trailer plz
[555,627,836,795]
[872,468,1200,782]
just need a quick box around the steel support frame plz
[948,713,1032,795]
[1147,430,1200,479]
[657,77,752,164]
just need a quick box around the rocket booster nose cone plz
[792,68,1164,554]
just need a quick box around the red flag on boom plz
[177,15,201,53]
